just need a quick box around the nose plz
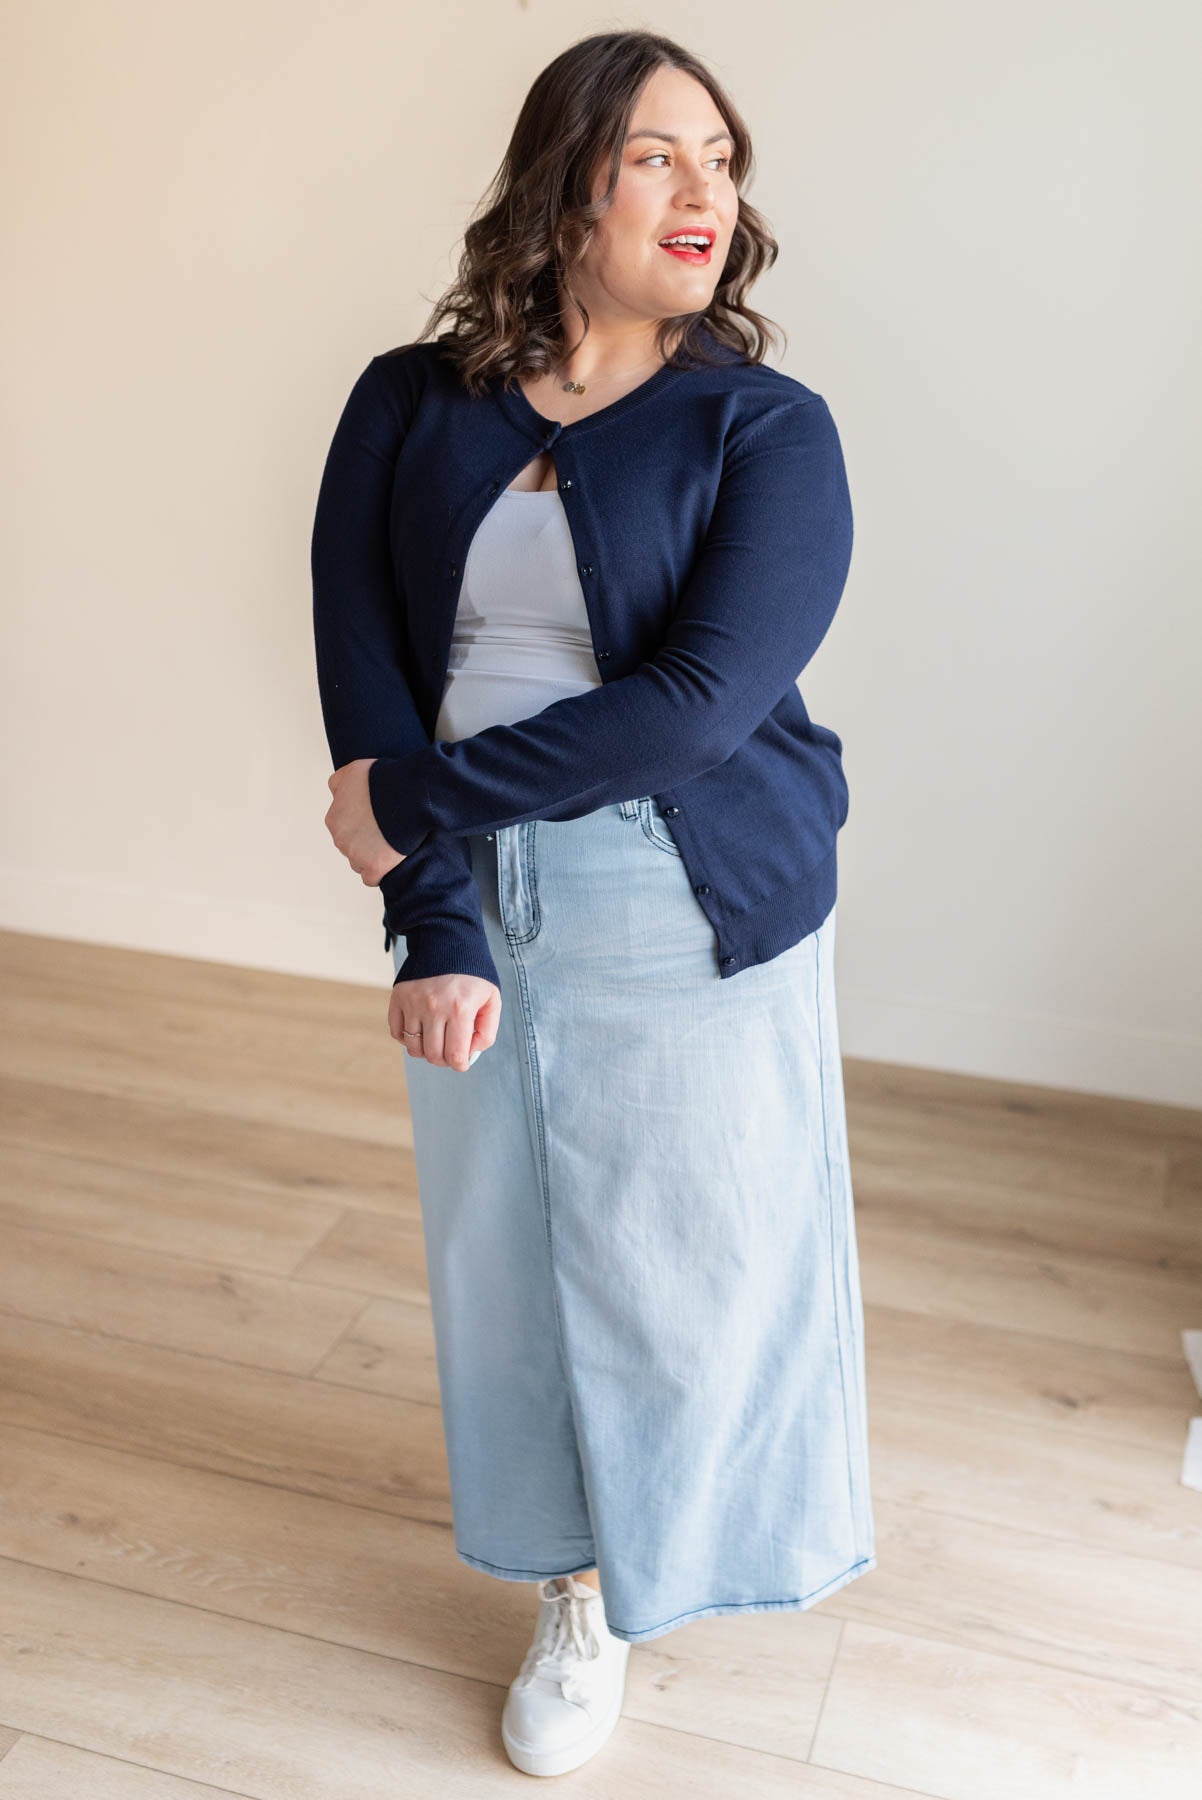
[676,183,714,217]
[673,160,715,203]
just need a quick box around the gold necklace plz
[557,349,665,396]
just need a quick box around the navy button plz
[489,479,501,493]
[596,648,610,660]
[449,564,458,577]
[580,563,594,576]
[720,955,737,967]
[559,477,573,489]
[664,805,680,817]
[695,884,711,896]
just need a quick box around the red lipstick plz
[657,228,715,264]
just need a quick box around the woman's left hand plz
[325,759,406,886]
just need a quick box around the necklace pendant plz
[562,379,586,395]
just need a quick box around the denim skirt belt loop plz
[391,795,877,1645]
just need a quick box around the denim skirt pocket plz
[637,794,683,856]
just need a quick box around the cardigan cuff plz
[368,750,434,857]
[390,916,501,988]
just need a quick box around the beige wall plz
[4,2,1199,1104]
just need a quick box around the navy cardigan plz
[310,325,854,989]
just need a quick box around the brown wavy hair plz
[406,28,784,396]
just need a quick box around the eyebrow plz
[625,129,733,147]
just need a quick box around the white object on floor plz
[1182,1417,1202,1493]
[501,1574,631,1777]
[1182,1329,1202,1397]
[1180,1331,1202,1492]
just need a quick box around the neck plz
[553,317,679,387]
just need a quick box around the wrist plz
[368,749,433,857]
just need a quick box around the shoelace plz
[515,1581,604,1705]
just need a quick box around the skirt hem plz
[604,1551,879,1644]
[454,1546,878,1645]
[457,1547,598,1582]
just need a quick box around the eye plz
[638,152,731,171]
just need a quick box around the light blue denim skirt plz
[391,795,876,1644]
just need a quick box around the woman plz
[312,29,875,1779]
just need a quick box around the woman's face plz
[575,65,739,332]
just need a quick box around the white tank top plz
[433,489,602,742]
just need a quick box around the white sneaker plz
[500,1573,631,1776]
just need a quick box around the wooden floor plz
[0,928,1200,1799]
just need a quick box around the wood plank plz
[852,1160,1202,1274]
[0,1077,416,1218]
[869,1397,1202,1569]
[291,1208,430,1302]
[0,1220,369,1374]
[0,1141,342,1275]
[843,1056,1202,1149]
[0,939,409,1146]
[841,1497,1202,1705]
[0,1313,452,1522]
[859,1215,1202,1358]
[864,1304,1194,1454]
[0,1736,251,1797]
[813,1619,1202,1799]
[311,1298,440,1404]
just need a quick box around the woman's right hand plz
[388,974,501,1072]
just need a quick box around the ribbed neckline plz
[492,356,686,441]
[464,320,747,441]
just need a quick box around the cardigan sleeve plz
[310,358,500,989]
[366,393,854,852]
